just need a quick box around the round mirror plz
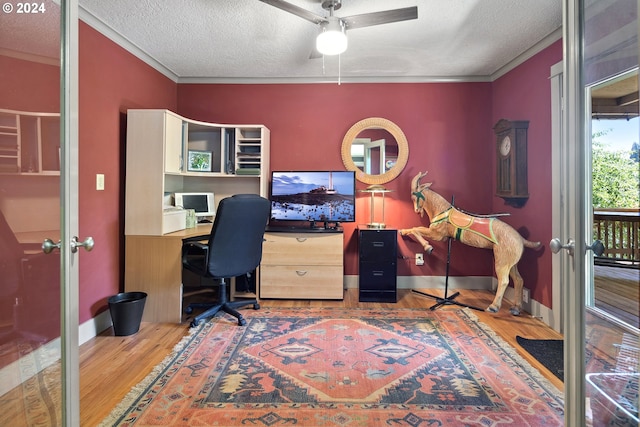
[341,117,409,185]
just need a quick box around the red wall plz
[78,22,178,323]
[177,83,497,279]
[0,56,60,111]
[492,40,563,307]
[3,25,562,328]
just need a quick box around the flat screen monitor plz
[270,171,355,225]
[174,192,215,218]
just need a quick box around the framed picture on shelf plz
[187,150,212,172]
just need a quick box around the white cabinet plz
[164,113,183,174]
[0,109,60,175]
[125,109,270,236]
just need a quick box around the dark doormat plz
[516,336,564,382]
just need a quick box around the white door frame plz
[61,0,80,424]
[550,60,564,333]
[563,0,588,423]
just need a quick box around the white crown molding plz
[491,27,563,81]
[177,75,494,84]
[0,48,59,66]
[79,6,179,82]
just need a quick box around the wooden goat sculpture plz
[400,171,541,315]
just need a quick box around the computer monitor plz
[174,192,215,218]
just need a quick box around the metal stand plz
[412,195,484,312]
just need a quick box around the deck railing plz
[593,208,640,267]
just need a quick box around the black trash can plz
[108,292,147,336]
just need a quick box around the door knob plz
[550,238,605,257]
[42,238,61,254]
[550,238,575,256]
[71,236,95,253]
[587,239,605,256]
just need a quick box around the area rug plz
[516,336,564,382]
[100,308,564,426]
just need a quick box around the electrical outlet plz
[522,287,530,304]
[415,253,424,266]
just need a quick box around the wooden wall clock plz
[493,119,529,207]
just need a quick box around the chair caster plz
[253,303,260,310]
[190,319,203,328]
[185,306,193,314]
[237,317,247,326]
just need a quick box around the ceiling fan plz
[259,0,418,57]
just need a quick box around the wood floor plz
[78,288,564,426]
[594,265,640,328]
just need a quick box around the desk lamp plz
[359,185,393,228]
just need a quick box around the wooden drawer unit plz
[260,230,344,299]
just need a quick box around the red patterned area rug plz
[100,308,563,426]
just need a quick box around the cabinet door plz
[164,113,183,174]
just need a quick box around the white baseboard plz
[344,275,494,290]
[503,286,555,328]
[0,337,60,397]
[0,311,112,397]
[79,309,112,345]
[345,275,554,328]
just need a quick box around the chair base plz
[188,299,260,327]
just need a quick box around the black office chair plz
[182,194,270,327]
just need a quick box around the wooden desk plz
[124,225,212,323]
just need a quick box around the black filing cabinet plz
[358,228,397,302]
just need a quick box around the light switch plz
[96,174,105,191]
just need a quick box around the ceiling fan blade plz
[259,0,327,25]
[342,6,418,30]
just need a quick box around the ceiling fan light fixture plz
[316,17,347,55]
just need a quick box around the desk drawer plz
[263,232,342,266]
[260,265,343,299]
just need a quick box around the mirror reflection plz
[341,118,408,185]
[351,128,399,175]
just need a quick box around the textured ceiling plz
[75,0,563,83]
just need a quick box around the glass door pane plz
[590,72,639,329]
[584,0,639,424]
[0,0,63,424]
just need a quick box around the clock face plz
[500,135,511,156]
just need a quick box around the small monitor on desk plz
[174,192,215,220]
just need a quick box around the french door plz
[562,0,638,425]
[0,0,80,424]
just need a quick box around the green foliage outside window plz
[592,131,640,209]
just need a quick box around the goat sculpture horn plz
[412,171,428,190]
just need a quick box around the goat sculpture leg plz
[399,227,436,254]
[489,262,512,313]
[488,243,524,314]
[508,264,524,316]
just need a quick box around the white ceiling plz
[75,0,563,83]
[0,1,562,83]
